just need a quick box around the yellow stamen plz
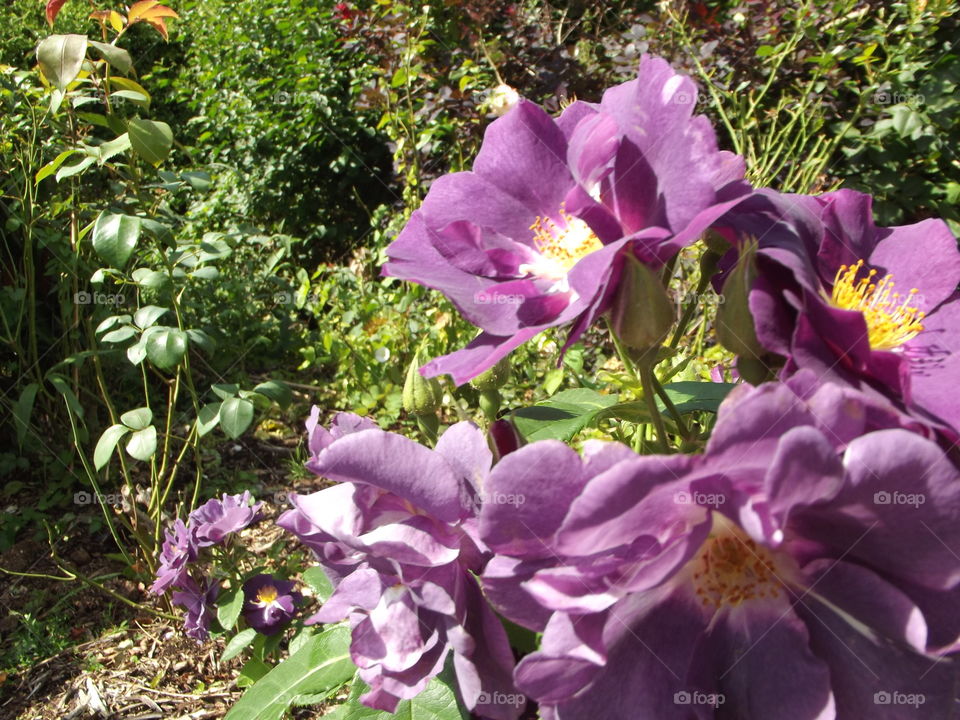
[692,526,783,610]
[527,204,603,278]
[256,585,278,605]
[830,259,925,350]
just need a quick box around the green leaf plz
[224,625,355,720]
[220,397,255,439]
[341,667,470,720]
[512,388,617,442]
[127,337,147,365]
[125,425,157,461]
[128,118,173,166]
[133,305,168,329]
[36,149,76,183]
[217,586,244,632]
[132,268,169,289]
[212,383,239,400]
[186,328,216,353]
[144,326,188,369]
[656,382,736,415]
[100,326,136,343]
[92,213,141,269]
[253,380,292,409]
[190,266,219,280]
[120,406,152,430]
[108,77,151,106]
[97,133,131,164]
[222,628,258,663]
[14,383,40,446]
[237,657,272,689]
[94,424,130,470]
[36,34,87,91]
[88,40,132,75]
[196,402,221,437]
[46,373,84,419]
[288,626,315,656]
[56,155,95,181]
[302,567,334,603]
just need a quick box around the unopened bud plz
[403,352,443,415]
[610,255,675,350]
[470,357,511,391]
[716,237,765,359]
[487,418,524,461]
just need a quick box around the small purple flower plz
[384,55,749,384]
[172,574,220,643]
[189,491,262,547]
[278,412,520,719]
[484,378,960,718]
[150,519,197,595]
[242,574,301,635]
[717,188,960,437]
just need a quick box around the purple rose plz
[278,412,520,718]
[189,490,262,547]
[717,188,960,438]
[242,574,302,635]
[150,519,197,595]
[172,574,220,643]
[384,55,749,384]
[484,379,960,718]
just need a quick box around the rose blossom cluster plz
[177,54,960,718]
[152,492,301,641]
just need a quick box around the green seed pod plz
[402,353,443,415]
[478,389,501,421]
[716,237,765,360]
[470,357,511,391]
[610,255,675,351]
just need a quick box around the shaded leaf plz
[37,34,87,91]
[128,118,173,165]
[94,424,130,470]
[92,213,140,268]
[220,397,254,439]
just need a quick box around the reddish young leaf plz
[45,0,69,26]
[127,0,160,23]
[145,17,169,40]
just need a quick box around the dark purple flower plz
[277,412,519,718]
[150,519,197,595]
[242,574,301,635]
[384,55,749,384]
[717,188,960,437]
[172,574,220,643]
[484,378,960,718]
[189,491,262,547]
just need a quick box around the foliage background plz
[1,0,959,698]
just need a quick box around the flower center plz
[524,205,603,280]
[691,524,784,610]
[256,585,279,605]
[830,259,925,350]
